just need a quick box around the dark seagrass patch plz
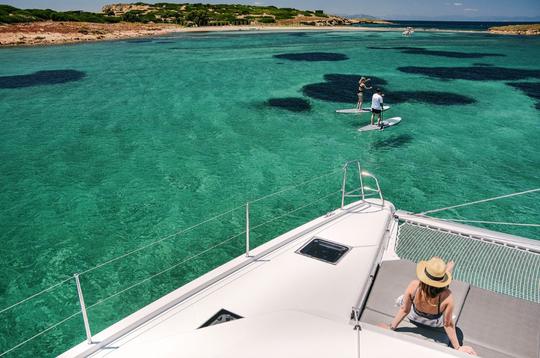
[302,74,388,103]
[372,134,414,150]
[398,66,540,81]
[0,70,86,89]
[267,97,311,112]
[273,52,348,61]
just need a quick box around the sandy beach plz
[6,19,537,48]
[0,21,492,47]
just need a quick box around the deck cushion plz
[360,259,471,350]
[361,308,455,345]
[468,345,517,358]
[363,259,470,321]
[459,287,540,358]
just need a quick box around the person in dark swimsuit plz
[380,257,477,355]
[357,77,372,110]
[408,283,445,326]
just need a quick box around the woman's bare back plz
[410,280,452,315]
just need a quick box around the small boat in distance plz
[403,27,415,36]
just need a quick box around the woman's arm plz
[446,260,455,274]
[387,281,416,329]
[442,299,460,349]
[442,298,477,355]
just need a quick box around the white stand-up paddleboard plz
[336,105,390,114]
[336,108,370,114]
[358,117,402,132]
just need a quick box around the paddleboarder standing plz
[357,77,372,110]
[370,88,384,128]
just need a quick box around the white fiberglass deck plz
[87,311,464,358]
[61,200,478,358]
[61,200,462,358]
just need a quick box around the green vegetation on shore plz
[0,3,330,26]
[110,3,327,26]
[0,5,121,23]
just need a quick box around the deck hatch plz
[297,238,350,264]
[198,309,243,329]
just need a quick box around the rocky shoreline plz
[488,24,540,36]
[1,21,525,47]
[0,21,396,47]
[0,21,181,46]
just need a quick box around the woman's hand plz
[458,346,477,355]
[447,260,455,274]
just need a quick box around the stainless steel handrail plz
[341,160,384,208]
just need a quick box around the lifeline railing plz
[393,188,540,303]
[394,214,540,303]
[2,163,376,357]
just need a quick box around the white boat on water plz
[3,161,539,357]
[403,27,415,36]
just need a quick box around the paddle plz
[379,94,384,130]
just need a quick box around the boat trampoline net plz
[396,222,540,303]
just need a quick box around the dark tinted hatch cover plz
[199,309,243,329]
[297,238,350,264]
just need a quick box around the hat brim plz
[416,261,452,288]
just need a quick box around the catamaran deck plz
[60,197,540,358]
[64,199,452,357]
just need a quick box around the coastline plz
[0,21,180,47]
[488,24,540,36]
[0,21,492,48]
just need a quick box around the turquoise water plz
[1,30,539,356]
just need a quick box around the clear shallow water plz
[0,30,539,356]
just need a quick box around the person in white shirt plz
[370,88,384,127]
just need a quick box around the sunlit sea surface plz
[1,29,539,356]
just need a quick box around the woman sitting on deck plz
[380,257,477,355]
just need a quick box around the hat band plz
[424,268,445,281]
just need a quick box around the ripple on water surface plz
[398,66,540,81]
[367,46,505,58]
[267,97,311,112]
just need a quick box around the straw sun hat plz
[416,257,452,288]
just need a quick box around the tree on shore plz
[186,10,209,26]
